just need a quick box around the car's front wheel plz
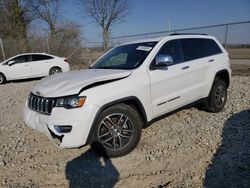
[91,104,143,158]
[0,73,6,84]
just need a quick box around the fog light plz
[54,125,72,133]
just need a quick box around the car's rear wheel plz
[204,78,227,113]
[90,104,143,158]
[49,67,62,75]
[0,73,6,84]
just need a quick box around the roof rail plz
[170,33,207,36]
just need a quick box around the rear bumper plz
[62,63,70,73]
[23,102,99,148]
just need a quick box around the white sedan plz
[0,53,70,84]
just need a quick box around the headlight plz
[56,96,86,109]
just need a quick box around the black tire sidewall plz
[208,79,227,112]
[0,73,6,84]
[91,104,142,158]
[49,67,61,75]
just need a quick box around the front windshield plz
[91,42,157,70]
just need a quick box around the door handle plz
[208,59,214,62]
[24,64,29,66]
[181,66,190,70]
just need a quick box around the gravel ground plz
[0,75,249,188]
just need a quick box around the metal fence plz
[0,21,250,64]
[109,21,250,48]
[0,37,84,64]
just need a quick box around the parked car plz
[23,34,231,157]
[0,53,70,84]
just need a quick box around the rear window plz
[32,55,53,61]
[182,39,206,61]
[202,39,223,56]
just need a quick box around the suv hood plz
[31,69,132,98]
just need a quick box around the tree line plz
[0,0,129,61]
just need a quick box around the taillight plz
[64,58,68,63]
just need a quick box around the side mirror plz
[155,55,174,67]
[8,60,15,66]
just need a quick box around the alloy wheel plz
[51,68,61,75]
[214,85,226,107]
[97,113,134,151]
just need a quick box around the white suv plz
[0,53,70,84]
[23,34,231,157]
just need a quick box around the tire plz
[204,78,227,113]
[0,73,6,84]
[90,104,143,158]
[49,67,62,75]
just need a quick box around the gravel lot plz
[0,75,249,188]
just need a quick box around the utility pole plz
[224,24,228,48]
[168,18,171,34]
[0,38,5,61]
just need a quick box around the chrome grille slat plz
[41,99,45,112]
[52,100,55,107]
[37,98,40,112]
[34,97,38,110]
[30,96,33,107]
[35,97,38,111]
[27,93,56,115]
[45,100,49,114]
[32,96,36,109]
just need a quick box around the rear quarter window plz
[202,39,223,56]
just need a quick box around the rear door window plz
[202,39,223,56]
[32,55,53,62]
[182,39,206,61]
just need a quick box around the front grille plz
[28,93,57,115]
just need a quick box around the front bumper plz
[23,103,99,148]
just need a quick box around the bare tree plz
[0,0,40,54]
[0,0,38,39]
[32,0,61,53]
[50,22,82,56]
[79,0,129,51]
[0,0,83,64]
[34,0,60,36]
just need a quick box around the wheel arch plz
[86,96,148,144]
[214,69,230,88]
[0,72,7,81]
[0,72,6,76]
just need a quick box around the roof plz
[122,34,215,45]
[12,52,54,56]
[0,53,60,63]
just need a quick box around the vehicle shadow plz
[203,109,250,187]
[65,144,119,188]
[6,77,42,84]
